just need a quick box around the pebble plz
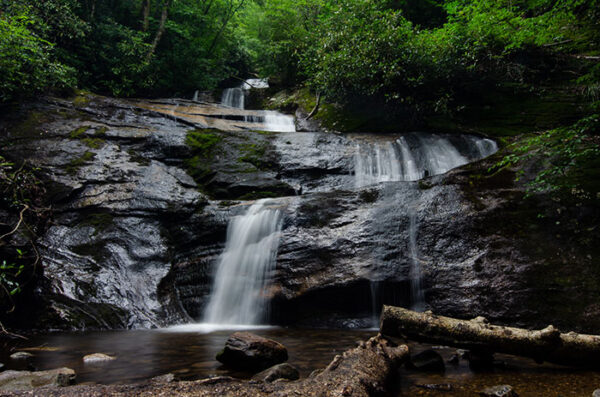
[10,352,33,360]
[83,353,116,363]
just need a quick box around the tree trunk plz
[206,0,246,56]
[380,305,600,368]
[142,0,150,32]
[305,92,321,120]
[145,0,171,62]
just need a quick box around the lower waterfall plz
[202,199,283,326]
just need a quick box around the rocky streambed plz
[0,92,598,334]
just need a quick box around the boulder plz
[252,363,300,383]
[593,390,600,397]
[10,352,33,360]
[480,385,519,397]
[407,349,445,372]
[83,353,116,363]
[216,332,288,371]
[0,368,75,392]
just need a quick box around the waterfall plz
[263,112,296,132]
[221,87,245,109]
[408,205,425,311]
[192,90,199,102]
[354,133,497,187]
[203,199,283,326]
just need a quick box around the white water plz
[221,79,295,132]
[203,200,283,326]
[262,112,296,132]
[408,205,425,311]
[221,87,245,109]
[354,134,497,187]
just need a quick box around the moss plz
[359,189,379,203]
[11,111,48,139]
[418,180,434,190]
[94,127,108,137]
[127,149,150,166]
[78,212,114,236]
[69,126,91,139]
[81,137,105,149]
[184,129,223,185]
[218,200,240,207]
[238,142,273,170]
[236,191,280,200]
[71,241,106,264]
[66,151,96,175]
[71,91,91,107]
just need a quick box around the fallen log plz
[12,335,408,397]
[380,305,600,368]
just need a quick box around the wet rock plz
[216,332,288,371]
[150,373,176,384]
[447,353,460,364]
[416,383,453,391]
[480,384,518,397]
[0,368,75,392]
[83,353,116,363]
[10,352,33,360]
[253,363,300,383]
[407,349,445,372]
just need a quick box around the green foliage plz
[0,6,75,101]
[492,114,600,196]
[0,260,24,297]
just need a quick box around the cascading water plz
[220,79,296,132]
[203,199,283,326]
[221,87,245,109]
[354,133,497,187]
[408,205,425,311]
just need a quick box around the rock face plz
[216,332,288,371]
[1,93,598,332]
[0,368,75,392]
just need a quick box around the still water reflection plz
[4,328,600,396]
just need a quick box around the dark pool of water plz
[3,327,600,396]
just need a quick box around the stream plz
[6,329,600,396]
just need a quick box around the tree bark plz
[145,0,171,62]
[305,92,321,120]
[142,0,150,32]
[380,305,600,368]
[206,0,246,56]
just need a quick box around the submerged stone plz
[407,349,445,372]
[216,332,288,372]
[480,384,519,397]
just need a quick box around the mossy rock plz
[65,151,96,175]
